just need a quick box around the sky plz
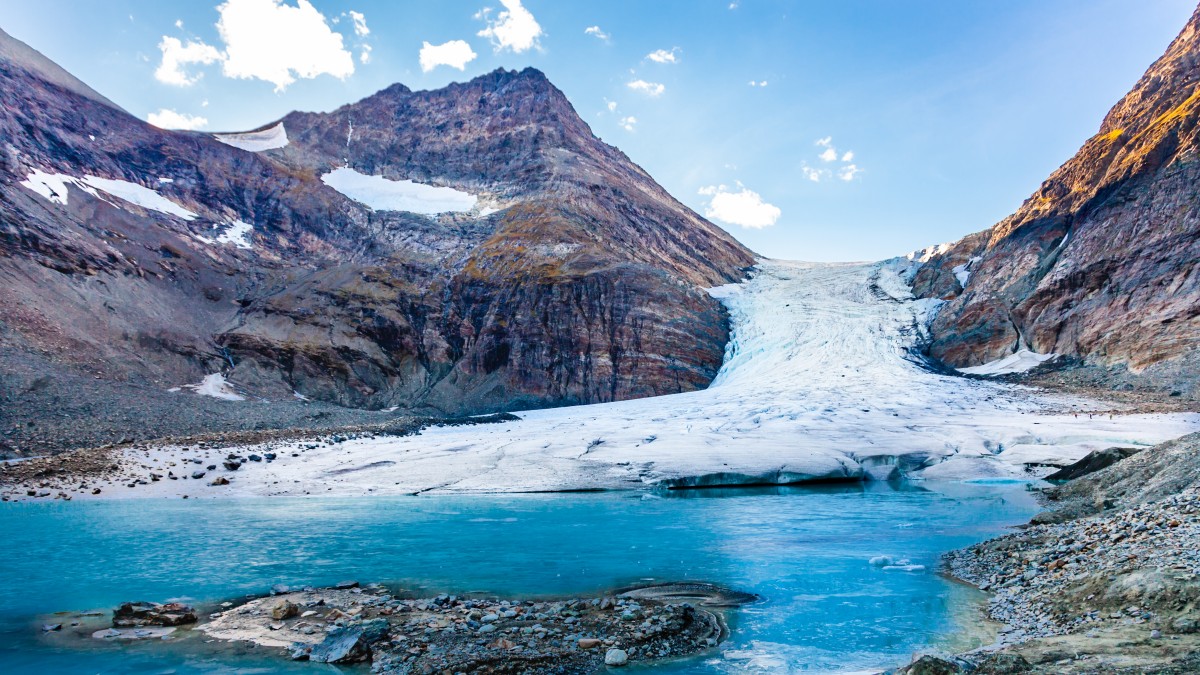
[0,0,1195,261]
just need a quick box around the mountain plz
[913,6,1200,396]
[0,26,753,452]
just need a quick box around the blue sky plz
[1,0,1194,261]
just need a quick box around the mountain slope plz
[0,28,753,453]
[914,5,1200,396]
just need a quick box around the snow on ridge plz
[213,122,289,152]
[958,349,1057,377]
[20,168,197,220]
[320,167,478,215]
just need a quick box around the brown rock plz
[269,599,299,620]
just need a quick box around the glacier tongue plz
[115,260,1200,497]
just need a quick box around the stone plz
[222,460,241,471]
[41,623,62,632]
[210,476,230,486]
[113,601,197,627]
[269,599,299,620]
[604,648,629,666]
[334,580,359,590]
[190,471,205,480]
[899,655,964,675]
[308,626,370,664]
[578,637,602,649]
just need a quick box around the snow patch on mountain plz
[174,373,245,401]
[958,349,1057,376]
[20,168,197,220]
[197,220,254,250]
[213,122,289,152]
[320,167,478,214]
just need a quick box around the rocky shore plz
[0,413,516,501]
[887,433,1200,674]
[76,582,751,674]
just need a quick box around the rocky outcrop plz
[915,6,1200,397]
[0,27,753,448]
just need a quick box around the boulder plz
[308,626,370,664]
[604,648,629,666]
[269,599,299,620]
[113,601,197,627]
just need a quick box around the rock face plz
[0,27,753,447]
[914,6,1200,395]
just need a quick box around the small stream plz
[0,481,1038,673]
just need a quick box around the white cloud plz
[477,0,542,53]
[216,0,356,91]
[174,19,183,29]
[584,25,609,42]
[419,40,477,72]
[348,10,369,37]
[627,79,665,96]
[748,80,768,87]
[619,116,637,132]
[606,100,618,112]
[155,36,222,86]
[360,44,372,64]
[801,166,825,183]
[647,48,679,64]
[698,183,781,229]
[146,108,209,130]
[838,164,863,181]
[813,137,858,170]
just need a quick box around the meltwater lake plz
[0,481,1038,674]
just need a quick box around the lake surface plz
[0,482,1038,673]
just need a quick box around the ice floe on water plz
[20,168,197,220]
[213,122,289,152]
[320,167,478,214]
[112,259,1200,498]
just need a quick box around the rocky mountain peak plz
[914,4,1200,397]
[0,26,123,112]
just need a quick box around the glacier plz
[103,259,1200,498]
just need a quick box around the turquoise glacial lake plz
[0,482,1037,673]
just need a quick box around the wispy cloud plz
[802,137,862,182]
[748,80,768,87]
[620,116,637,132]
[646,48,679,64]
[584,25,609,42]
[627,79,665,96]
[146,108,209,130]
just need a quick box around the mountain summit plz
[915,6,1200,395]
[0,34,752,452]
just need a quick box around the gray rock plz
[308,626,370,664]
[604,648,629,666]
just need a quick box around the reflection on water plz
[0,481,1037,674]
